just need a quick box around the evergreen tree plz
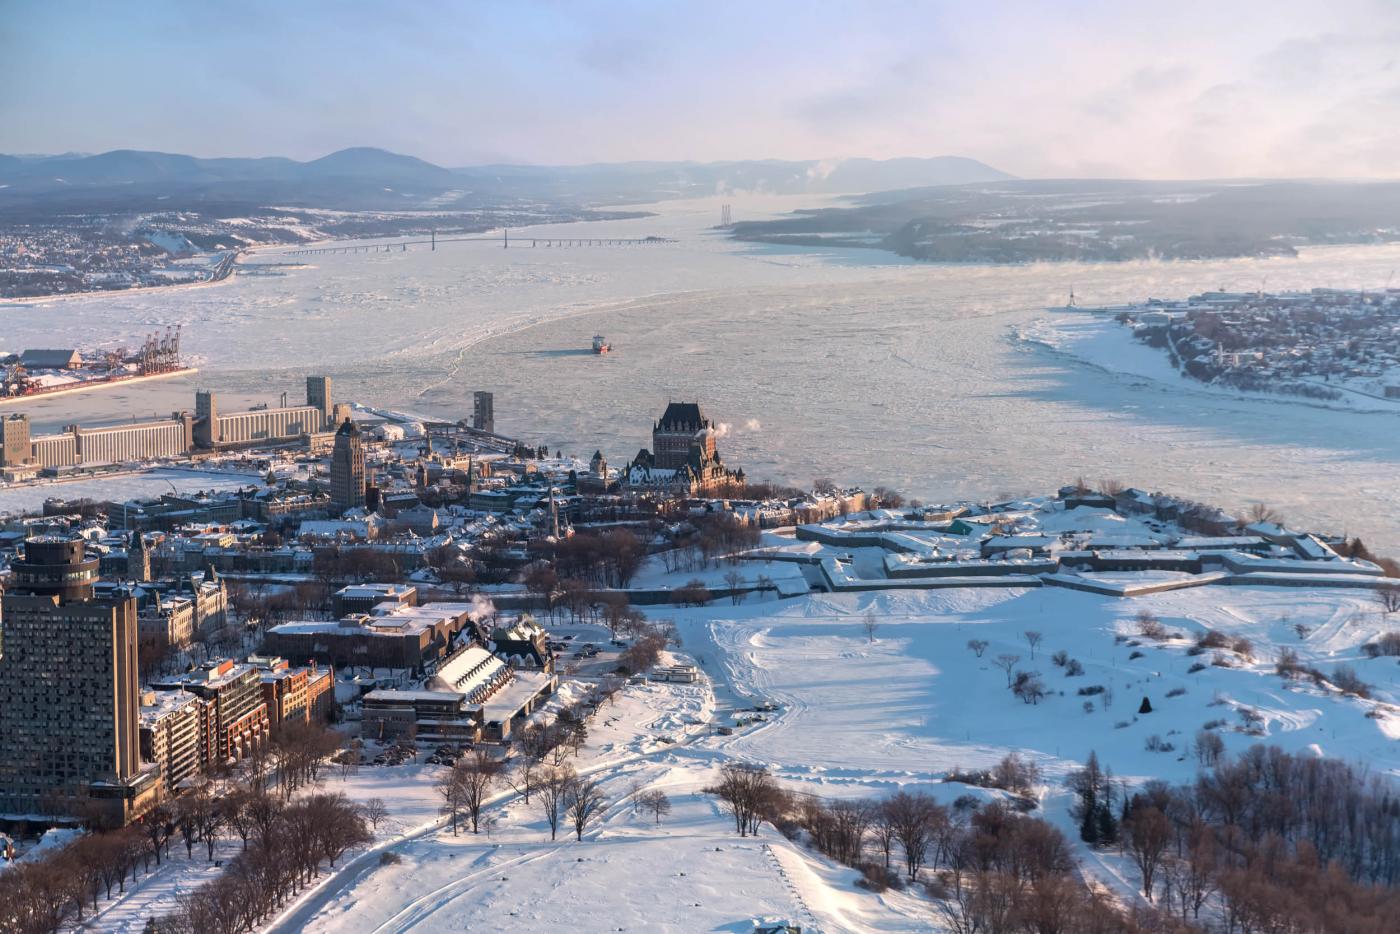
[1096,803,1119,845]
[1080,807,1100,845]
[1138,696,1153,714]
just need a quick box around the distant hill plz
[451,156,1012,201]
[729,178,1400,263]
[0,147,1010,212]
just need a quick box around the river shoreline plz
[0,367,200,408]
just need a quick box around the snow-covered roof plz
[430,645,508,700]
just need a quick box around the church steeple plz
[126,530,151,583]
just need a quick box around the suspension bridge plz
[285,229,676,256]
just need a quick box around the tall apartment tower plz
[0,536,156,824]
[473,391,495,434]
[194,390,219,448]
[329,418,366,511]
[306,375,333,431]
[0,413,32,467]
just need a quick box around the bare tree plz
[508,750,543,806]
[1194,730,1224,768]
[1023,630,1042,659]
[1012,670,1047,705]
[887,790,946,881]
[337,744,361,781]
[221,789,257,856]
[871,486,905,509]
[993,654,1021,687]
[1136,609,1166,640]
[436,767,468,836]
[863,610,880,643]
[1123,804,1172,900]
[639,789,672,825]
[142,803,178,866]
[1242,502,1281,526]
[724,569,746,604]
[453,750,505,834]
[872,799,899,871]
[565,776,607,841]
[967,639,989,658]
[183,784,224,861]
[537,764,575,841]
[359,797,389,834]
[1376,588,1400,616]
[707,762,782,837]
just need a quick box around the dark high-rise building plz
[0,536,158,824]
[473,391,495,434]
[329,418,366,511]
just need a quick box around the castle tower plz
[653,402,711,471]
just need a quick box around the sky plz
[3,0,1399,178]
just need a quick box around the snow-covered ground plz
[208,573,1396,934]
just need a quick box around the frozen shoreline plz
[1015,312,1400,416]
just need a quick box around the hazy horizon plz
[5,0,1398,179]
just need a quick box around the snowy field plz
[182,578,1395,934]
[6,197,1400,550]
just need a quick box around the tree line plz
[707,745,1400,933]
[0,785,374,934]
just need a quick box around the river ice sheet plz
[5,195,1400,550]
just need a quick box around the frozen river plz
[5,196,1400,551]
